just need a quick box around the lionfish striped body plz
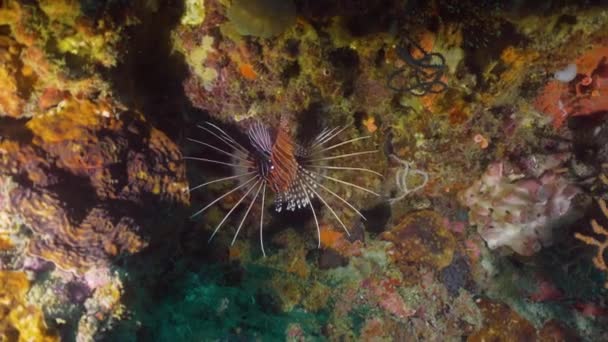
[185,120,381,256]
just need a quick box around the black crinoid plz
[184,118,382,256]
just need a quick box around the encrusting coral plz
[0,271,59,341]
[535,45,608,129]
[25,97,188,202]
[382,210,456,282]
[467,298,536,342]
[0,0,127,119]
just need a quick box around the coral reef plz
[166,2,608,339]
[0,2,190,339]
[1,0,608,340]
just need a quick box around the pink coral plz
[459,161,579,256]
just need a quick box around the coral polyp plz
[186,120,381,255]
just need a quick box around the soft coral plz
[535,47,608,129]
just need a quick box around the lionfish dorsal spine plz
[248,121,273,156]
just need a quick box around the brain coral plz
[0,96,188,274]
[227,0,296,38]
[10,187,147,274]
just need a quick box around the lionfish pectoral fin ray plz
[300,169,368,222]
[309,126,340,150]
[317,173,380,197]
[304,164,383,178]
[307,150,378,163]
[300,173,350,236]
[189,171,256,192]
[208,179,261,243]
[183,156,251,169]
[314,136,371,154]
[311,124,351,150]
[190,176,257,219]
[204,121,245,147]
[298,178,321,249]
[231,181,264,246]
[259,183,267,257]
[187,138,251,162]
[198,124,249,155]
[202,122,251,154]
[310,127,336,147]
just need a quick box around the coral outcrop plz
[1,96,188,274]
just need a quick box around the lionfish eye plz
[185,121,382,257]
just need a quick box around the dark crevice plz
[0,117,33,143]
[106,0,196,142]
[361,201,392,234]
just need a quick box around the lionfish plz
[185,119,381,256]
